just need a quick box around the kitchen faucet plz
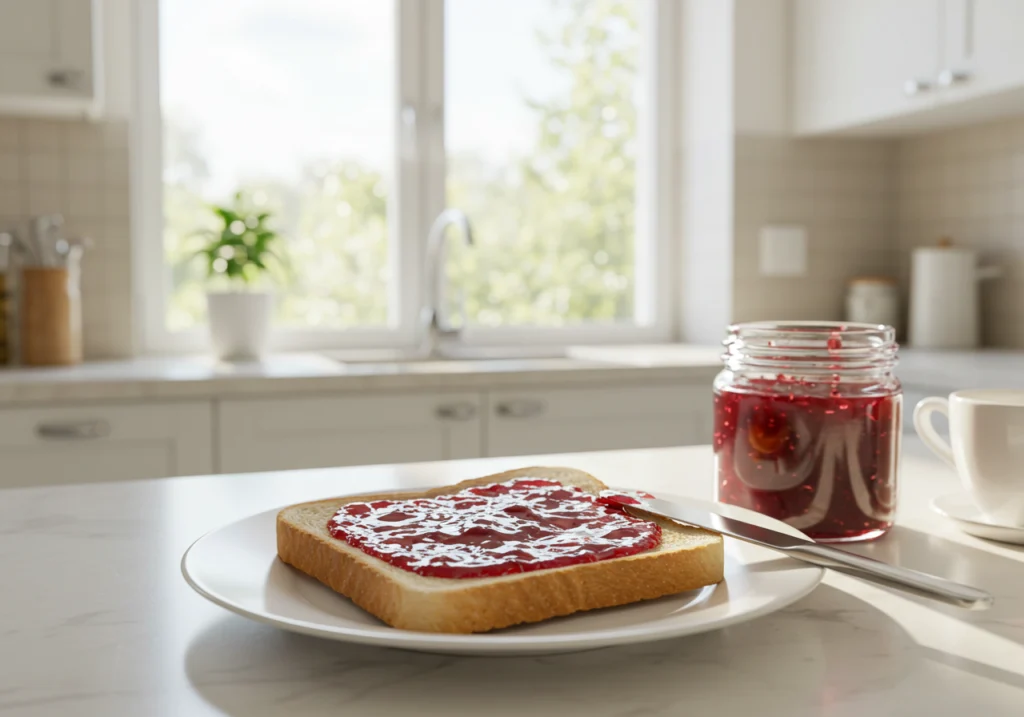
[419,208,474,357]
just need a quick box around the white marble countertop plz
[0,345,724,405]
[2,445,1022,716]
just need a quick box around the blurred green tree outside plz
[163,0,639,330]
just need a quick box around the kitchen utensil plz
[931,493,1024,545]
[28,214,64,267]
[0,272,7,365]
[626,495,993,610]
[909,240,1000,348]
[845,277,899,334]
[182,492,824,655]
[914,389,1024,526]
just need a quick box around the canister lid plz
[848,275,897,286]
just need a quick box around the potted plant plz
[195,192,283,361]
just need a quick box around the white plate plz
[931,492,1024,545]
[182,492,823,655]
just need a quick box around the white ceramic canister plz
[908,242,1000,349]
[845,277,899,334]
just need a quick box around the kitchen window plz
[135,0,677,352]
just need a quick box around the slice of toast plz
[276,466,724,634]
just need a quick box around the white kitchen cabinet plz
[217,392,483,474]
[0,0,101,117]
[793,0,941,135]
[937,0,1024,105]
[0,401,214,489]
[485,383,712,458]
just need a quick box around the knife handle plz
[789,543,993,610]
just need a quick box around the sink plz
[325,346,568,366]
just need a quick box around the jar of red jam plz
[713,322,901,543]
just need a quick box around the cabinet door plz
[0,401,214,489]
[0,0,97,114]
[486,383,711,458]
[793,0,941,134]
[939,0,1024,103]
[217,392,483,474]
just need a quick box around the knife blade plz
[626,496,993,611]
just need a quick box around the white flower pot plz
[206,291,272,361]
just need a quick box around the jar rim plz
[727,321,895,341]
[723,321,898,375]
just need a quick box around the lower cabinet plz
[0,401,214,488]
[0,379,716,487]
[486,383,712,458]
[217,391,484,473]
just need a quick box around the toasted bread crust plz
[276,466,724,633]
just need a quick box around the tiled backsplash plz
[0,118,133,358]
[733,124,1024,349]
[896,118,1024,347]
[732,135,897,324]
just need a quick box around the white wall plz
[677,0,735,344]
[733,0,790,136]
[100,0,133,120]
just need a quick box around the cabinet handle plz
[495,399,546,419]
[47,69,84,89]
[903,78,932,96]
[435,402,477,421]
[936,69,971,87]
[36,419,111,440]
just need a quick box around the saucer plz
[931,492,1024,545]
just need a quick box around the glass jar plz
[713,322,901,543]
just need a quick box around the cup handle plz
[913,397,955,467]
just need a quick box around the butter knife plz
[627,496,994,610]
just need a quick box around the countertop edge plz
[0,360,723,406]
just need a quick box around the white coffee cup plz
[914,389,1024,526]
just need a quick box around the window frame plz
[133,0,679,354]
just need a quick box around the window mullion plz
[422,0,446,324]
[396,0,444,343]
[395,0,427,341]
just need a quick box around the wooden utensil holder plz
[0,273,9,365]
[20,267,82,366]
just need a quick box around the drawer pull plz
[495,399,546,419]
[36,419,111,440]
[47,69,85,89]
[936,68,971,87]
[903,78,931,96]
[435,402,477,421]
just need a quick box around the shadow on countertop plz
[183,575,1024,717]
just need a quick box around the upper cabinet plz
[938,0,1024,103]
[793,0,1024,135]
[793,0,941,135]
[0,0,102,118]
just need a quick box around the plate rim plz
[182,491,824,653]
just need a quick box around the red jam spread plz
[327,479,662,579]
[714,377,901,542]
[597,489,656,507]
